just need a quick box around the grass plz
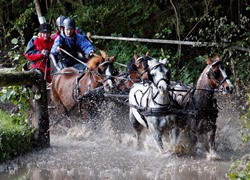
[0,109,33,163]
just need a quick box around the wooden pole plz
[91,35,250,52]
[0,70,50,148]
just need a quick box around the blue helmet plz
[56,15,66,27]
[63,17,75,29]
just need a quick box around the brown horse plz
[169,54,234,160]
[50,50,117,114]
[105,53,150,94]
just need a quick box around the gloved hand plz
[57,47,61,53]
[89,50,94,56]
[42,49,49,57]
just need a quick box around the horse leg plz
[187,117,198,153]
[148,117,165,154]
[206,123,220,160]
[164,115,185,154]
[129,110,144,150]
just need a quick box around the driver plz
[50,17,95,77]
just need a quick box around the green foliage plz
[1,2,34,69]
[187,15,250,83]
[72,0,159,37]
[227,92,250,179]
[241,92,250,143]
[172,55,207,84]
[0,109,33,162]
[8,3,35,45]
[227,154,250,180]
[0,86,33,125]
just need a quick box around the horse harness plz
[74,68,105,102]
[206,60,229,90]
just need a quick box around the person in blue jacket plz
[50,17,94,75]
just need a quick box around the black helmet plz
[39,23,52,33]
[63,17,75,29]
[56,15,66,27]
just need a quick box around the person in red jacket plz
[24,23,54,83]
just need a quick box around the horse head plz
[86,50,107,70]
[205,55,234,94]
[98,56,119,92]
[128,53,150,81]
[147,57,171,93]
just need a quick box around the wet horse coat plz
[50,50,116,114]
[170,55,234,159]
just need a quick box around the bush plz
[227,91,250,179]
[227,154,250,179]
[0,109,33,163]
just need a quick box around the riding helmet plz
[56,15,66,27]
[39,23,52,33]
[63,17,76,29]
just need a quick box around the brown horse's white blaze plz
[205,55,234,94]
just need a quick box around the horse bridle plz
[206,60,229,90]
[97,60,120,89]
[136,63,170,107]
[74,58,115,99]
[135,56,149,78]
[148,63,170,87]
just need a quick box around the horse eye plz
[150,73,155,78]
[214,71,220,79]
[220,64,225,70]
[166,70,171,77]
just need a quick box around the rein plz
[168,87,224,93]
[60,48,88,66]
[53,69,84,76]
[74,69,103,102]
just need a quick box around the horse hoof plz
[173,144,186,155]
[206,151,221,161]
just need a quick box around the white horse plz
[129,58,177,154]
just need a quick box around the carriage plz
[50,51,234,160]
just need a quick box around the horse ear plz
[145,52,149,57]
[206,55,212,65]
[133,54,138,60]
[100,50,107,59]
[109,56,115,62]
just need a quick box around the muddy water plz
[0,94,249,180]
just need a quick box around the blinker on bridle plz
[206,60,229,89]
[135,56,149,77]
